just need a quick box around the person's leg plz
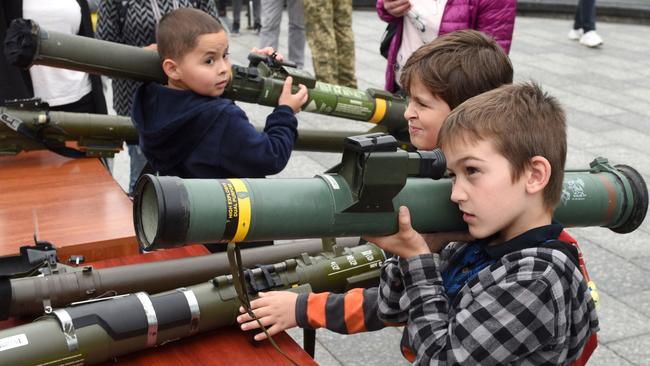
[232,0,242,33]
[577,0,602,47]
[128,144,147,195]
[252,0,261,32]
[332,0,357,88]
[579,0,596,32]
[573,0,584,30]
[304,0,337,84]
[286,0,306,68]
[259,0,282,49]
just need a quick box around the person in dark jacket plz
[131,8,308,181]
[96,0,218,194]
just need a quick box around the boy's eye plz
[205,58,215,65]
[447,171,456,182]
[466,167,479,175]
[223,52,230,59]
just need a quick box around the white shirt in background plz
[23,0,91,106]
[395,0,448,87]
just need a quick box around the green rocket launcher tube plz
[5,19,407,134]
[0,104,360,156]
[0,244,385,366]
[0,237,359,319]
[133,135,648,250]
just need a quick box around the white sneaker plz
[568,28,583,41]
[580,30,603,47]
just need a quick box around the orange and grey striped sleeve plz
[295,287,388,334]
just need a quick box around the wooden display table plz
[0,151,138,262]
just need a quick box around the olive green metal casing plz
[0,106,368,156]
[134,159,648,250]
[0,244,385,365]
[7,20,407,135]
[2,237,361,319]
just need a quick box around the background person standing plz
[259,0,306,68]
[568,0,603,47]
[303,0,357,87]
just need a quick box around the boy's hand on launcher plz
[279,76,308,113]
[236,291,299,341]
[364,206,431,259]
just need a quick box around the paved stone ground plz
[111,11,650,366]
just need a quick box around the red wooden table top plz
[0,151,138,262]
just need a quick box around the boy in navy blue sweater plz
[131,8,308,179]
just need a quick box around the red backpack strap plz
[559,230,599,366]
[571,334,598,366]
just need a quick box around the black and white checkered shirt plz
[378,225,599,365]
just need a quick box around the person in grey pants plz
[259,0,305,68]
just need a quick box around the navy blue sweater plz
[131,83,298,178]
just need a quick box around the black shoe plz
[253,22,261,34]
[232,21,240,34]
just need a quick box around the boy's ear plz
[525,156,551,195]
[162,58,181,80]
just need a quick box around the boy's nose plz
[404,101,416,121]
[450,182,467,203]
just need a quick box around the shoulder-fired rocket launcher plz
[0,100,366,157]
[0,243,384,365]
[0,237,360,319]
[5,19,409,142]
[133,134,648,250]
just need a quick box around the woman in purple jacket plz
[377,0,516,92]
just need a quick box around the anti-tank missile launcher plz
[0,243,385,365]
[133,134,648,250]
[5,19,409,143]
[0,100,367,157]
[0,237,361,319]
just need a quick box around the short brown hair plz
[157,8,224,61]
[438,82,567,209]
[399,30,513,109]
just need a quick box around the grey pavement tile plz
[561,93,628,116]
[624,87,650,103]
[602,112,650,134]
[571,227,650,261]
[616,289,650,319]
[513,65,578,87]
[594,127,650,153]
[564,108,624,132]
[271,153,332,178]
[312,327,409,366]
[587,344,637,366]
[589,292,650,344]
[562,83,650,118]
[607,333,650,366]
[631,257,650,272]
[567,125,615,149]
[566,146,604,168]
[564,233,650,297]
[286,328,343,366]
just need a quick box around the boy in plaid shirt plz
[237,32,598,365]
[367,82,599,364]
